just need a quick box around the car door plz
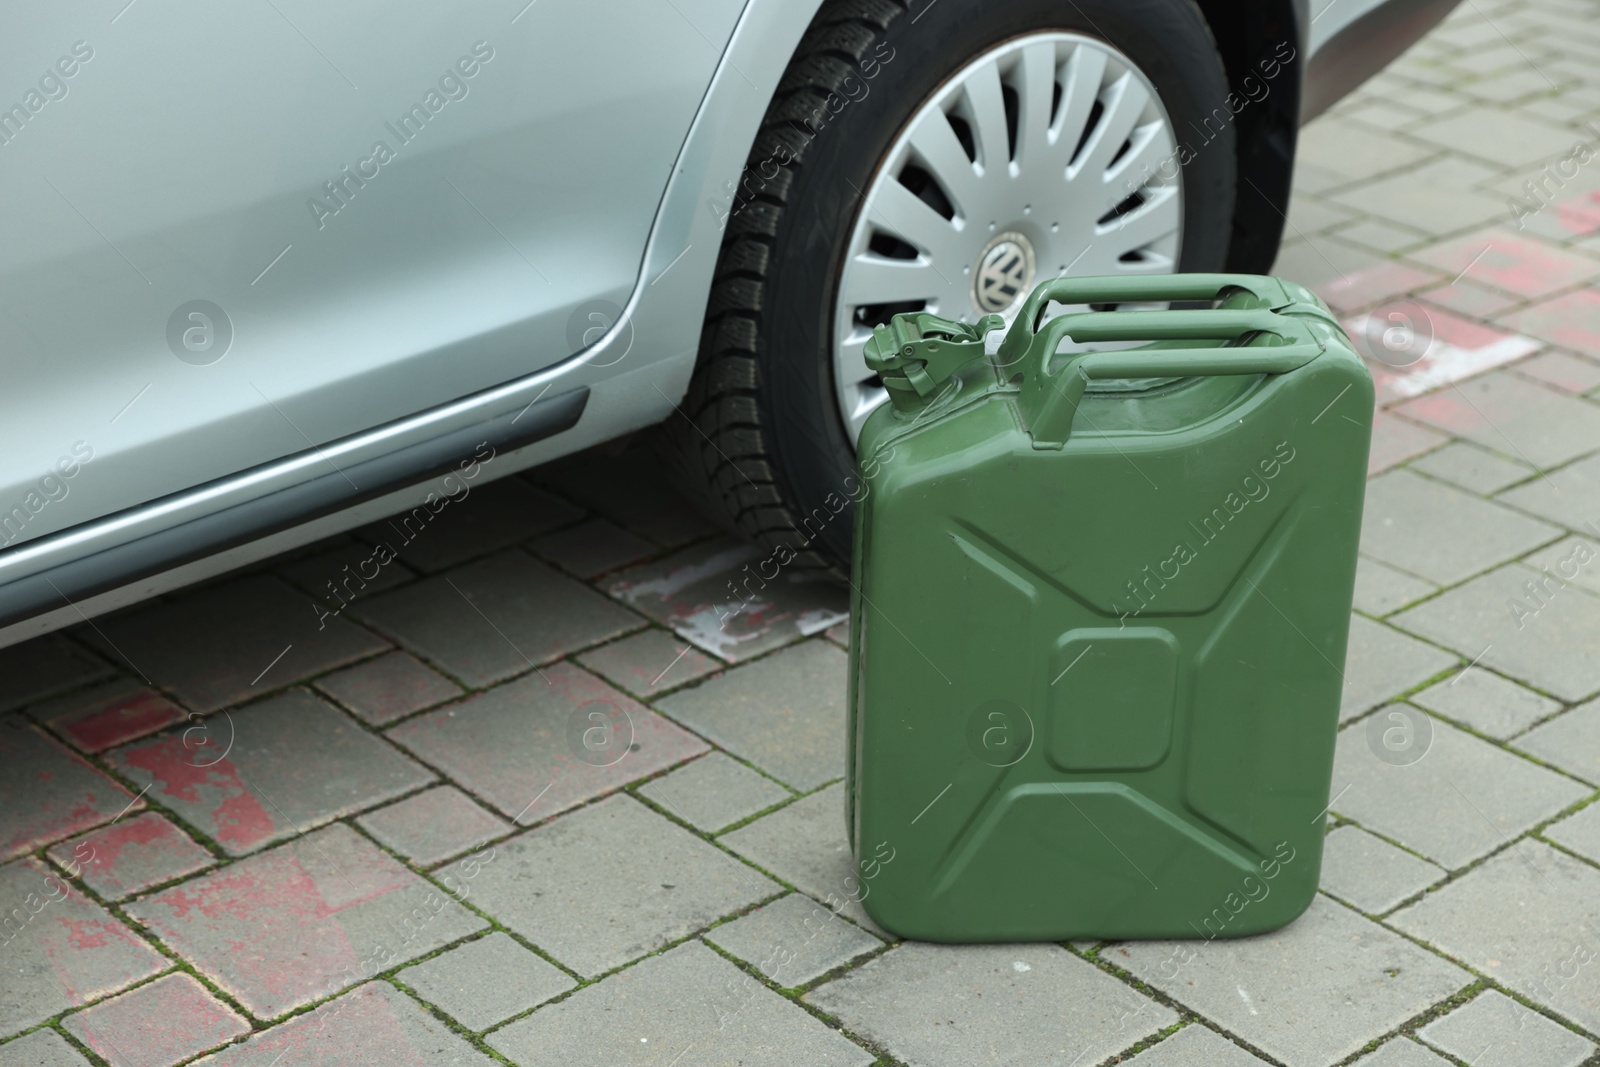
[0,0,745,549]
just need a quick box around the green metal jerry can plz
[846,273,1374,941]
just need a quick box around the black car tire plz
[661,0,1236,573]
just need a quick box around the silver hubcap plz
[832,31,1184,443]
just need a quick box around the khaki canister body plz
[847,274,1373,941]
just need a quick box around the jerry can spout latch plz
[864,312,1005,413]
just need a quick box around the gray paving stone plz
[1,722,140,863]
[313,651,463,726]
[1272,235,1384,292]
[574,628,721,699]
[655,641,847,790]
[1498,451,1600,531]
[1516,351,1600,395]
[1391,840,1600,1035]
[0,635,111,713]
[1394,563,1600,701]
[1125,1026,1272,1067]
[1335,217,1432,254]
[1351,1038,1454,1067]
[1329,157,1508,235]
[1398,372,1600,471]
[0,1031,92,1067]
[108,688,435,856]
[489,940,872,1067]
[1324,823,1447,913]
[533,447,714,548]
[704,893,884,989]
[1411,668,1563,739]
[87,575,389,713]
[1520,534,1600,599]
[1331,712,1587,868]
[1515,698,1600,783]
[126,823,485,1019]
[387,662,707,825]
[720,784,879,932]
[1353,556,1438,617]
[275,538,416,605]
[1419,988,1594,1067]
[197,982,497,1066]
[1411,107,1583,166]
[398,932,575,1032]
[1410,441,1535,494]
[636,752,791,832]
[0,856,166,1039]
[825,618,850,648]
[465,794,778,978]
[807,942,1175,1067]
[1297,117,1437,184]
[1359,470,1562,585]
[351,550,644,688]
[531,515,656,579]
[607,539,848,663]
[1285,192,1360,235]
[359,477,583,574]
[1341,615,1458,723]
[1115,896,1469,1067]
[1544,802,1600,863]
[356,786,510,867]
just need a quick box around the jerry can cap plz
[864,311,1005,411]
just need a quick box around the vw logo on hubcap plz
[972,232,1036,314]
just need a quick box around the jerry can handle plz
[1016,307,1323,450]
[994,273,1296,370]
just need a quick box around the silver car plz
[0,0,1456,644]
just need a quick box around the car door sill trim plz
[0,385,588,629]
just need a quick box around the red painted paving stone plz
[28,679,187,753]
[83,574,390,714]
[1505,289,1600,358]
[0,856,166,1037]
[1413,228,1600,299]
[1347,303,1542,404]
[0,722,141,863]
[1368,410,1450,475]
[125,824,486,1019]
[1516,189,1600,242]
[312,651,463,727]
[356,786,510,868]
[573,628,721,699]
[387,661,708,825]
[63,972,249,1067]
[106,688,433,856]
[531,515,657,579]
[196,982,496,1066]
[350,550,645,689]
[355,477,584,574]
[46,813,215,901]
[0,635,112,714]
[1514,349,1600,393]
[1315,261,1441,313]
[607,537,849,662]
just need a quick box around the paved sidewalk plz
[7,1,1600,1064]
